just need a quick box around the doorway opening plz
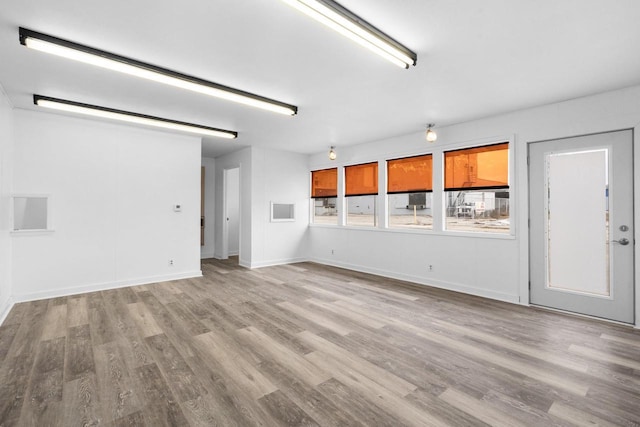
[223,167,240,265]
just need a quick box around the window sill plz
[309,223,515,239]
[11,229,55,236]
[309,223,340,228]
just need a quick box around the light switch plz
[174,204,182,212]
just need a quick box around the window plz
[444,142,510,233]
[12,195,52,232]
[387,154,433,229]
[271,202,295,222]
[311,168,338,224]
[345,162,378,227]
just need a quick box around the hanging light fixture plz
[19,27,298,116]
[425,124,437,143]
[33,95,238,139]
[328,146,337,160]
[280,0,417,69]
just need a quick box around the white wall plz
[308,85,640,321]
[11,109,202,301]
[201,157,215,259]
[250,147,309,268]
[0,86,14,321]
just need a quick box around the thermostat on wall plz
[173,204,182,212]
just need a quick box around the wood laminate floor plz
[1,259,640,426]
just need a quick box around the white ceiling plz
[1,0,640,158]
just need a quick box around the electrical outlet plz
[331,249,335,255]
[428,264,433,272]
[169,259,174,266]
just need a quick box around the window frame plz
[10,193,54,234]
[386,153,434,230]
[344,161,379,228]
[441,139,514,237]
[310,168,339,226]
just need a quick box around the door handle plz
[612,238,630,245]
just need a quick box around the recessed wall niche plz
[12,195,51,232]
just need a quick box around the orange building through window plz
[444,142,509,191]
[311,168,338,198]
[387,154,432,193]
[345,162,378,196]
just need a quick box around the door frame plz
[527,130,635,323]
[634,126,640,328]
[222,166,241,260]
[516,127,640,329]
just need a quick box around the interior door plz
[529,130,634,324]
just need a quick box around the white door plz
[222,167,240,260]
[529,130,634,324]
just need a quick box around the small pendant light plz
[328,146,337,160]
[425,124,437,143]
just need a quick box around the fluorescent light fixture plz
[33,95,238,139]
[20,28,298,116]
[280,0,417,69]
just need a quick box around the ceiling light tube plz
[20,28,298,116]
[280,0,417,69]
[33,95,238,139]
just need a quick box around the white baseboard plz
[0,295,15,326]
[229,250,239,256]
[12,270,203,304]
[200,251,215,259]
[310,256,520,305]
[249,257,308,269]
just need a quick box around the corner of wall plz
[0,296,15,326]
[201,157,216,259]
[0,83,15,324]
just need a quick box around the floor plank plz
[194,329,277,400]
[64,324,95,382]
[258,390,320,426]
[127,302,163,338]
[297,330,417,397]
[439,387,528,427]
[66,297,89,328]
[145,333,208,403]
[237,326,332,387]
[93,340,142,422]
[40,304,68,341]
[19,336,65,426]
[135,363,189,426]
[62,372,101,426]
